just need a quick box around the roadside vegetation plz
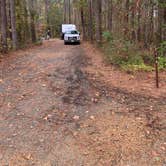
[102,31,166,72]
[64,0,166,72]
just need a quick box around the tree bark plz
[95,0,102,44]
[10,0,18,49]
[108,0,113,32]
[164,5,166,42]
[88,0,93,42]
[45,0,49,25]
[137,4,141,42]
[29,0,36,43]
[80,6,86,40]
[0,0,8,52]
[69,0,71,23]
[131,2,136,42]
[157,0,165,45]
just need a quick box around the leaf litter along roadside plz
[0,39,165,165]
[78,42,166,165]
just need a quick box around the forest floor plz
[0,39,166,166]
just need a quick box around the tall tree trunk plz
[29,0,36,43]
[137,4,141,42]
[163,6,166,56]
[148,0,154,44]
[10,0,17,49]
[163,5,166,42]
[45,0,49,25]
[64,0,67,23]
[69,0,71,23]
[131,2,136,42]
[95,0,102,44]
[124,0,129,40]
[143,1,148,48]
[157,3,162,45]
[157,0,165,45]
[88,0,93,42]
[108,0,113,32]
[0,0,8,52]
[80,7,86,40]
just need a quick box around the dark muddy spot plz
[62,68,90,106]
[62,52,94,106]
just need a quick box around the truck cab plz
[64,30,80,45]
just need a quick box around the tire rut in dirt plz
[62,53,91,106]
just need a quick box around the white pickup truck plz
[64,30,80,45]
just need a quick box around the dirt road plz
[0,39,165,166]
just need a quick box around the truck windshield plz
[65,30,78,34]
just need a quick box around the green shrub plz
[127,54,144,65]
[102,31,113,42]
[141,53,154,66]
[121,40,133,52]
[158,56,166,70]
[157,41,166,70]
[108,54,127,66]
[158,41,166,57]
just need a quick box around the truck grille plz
[68,37,77,40]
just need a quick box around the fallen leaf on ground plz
[90,116,95,120]
[73,115,79,120]
[42,84,46,87]
[23,153,32,160]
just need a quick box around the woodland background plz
[0,0,166,70]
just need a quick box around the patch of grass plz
[121,64,154,72]
[102,31,113,42]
